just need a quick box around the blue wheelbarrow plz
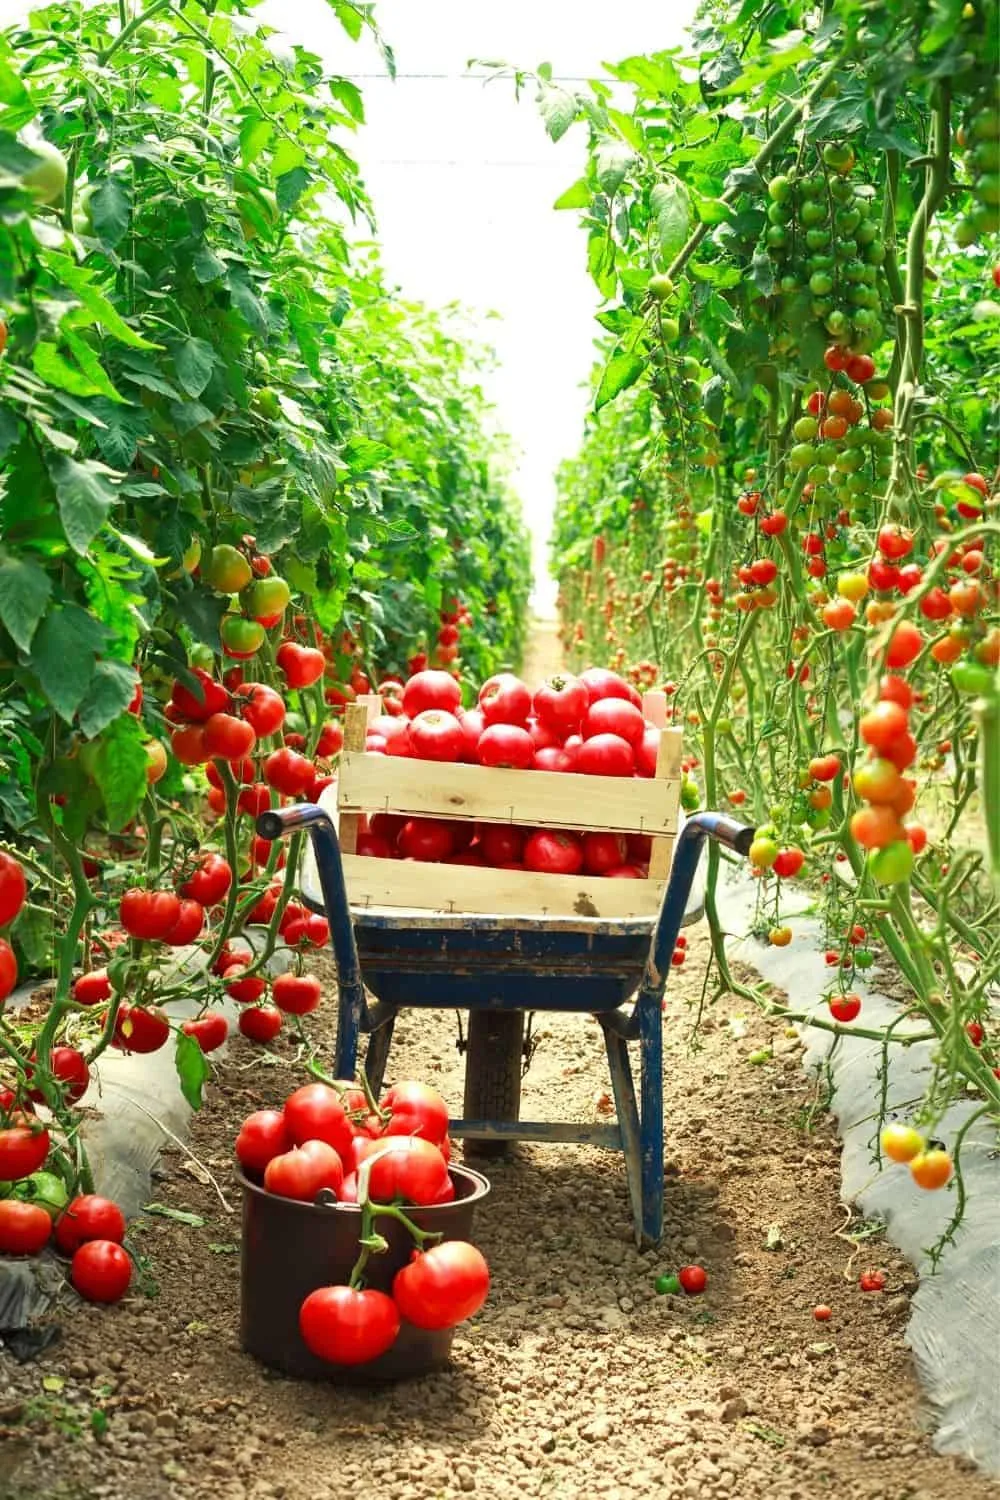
[256,704,752,1247]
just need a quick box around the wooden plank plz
[338,704,370,855]
[649,728,684,881]
[642,690,668,729]
[338,754,679,835]
[341,853,666,919]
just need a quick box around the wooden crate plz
[335,694,682,919]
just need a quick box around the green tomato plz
[951,661,995,695]
[868,840,914,886]
[854,948,875,970]
[768,174,792,204]
[189,643,215,671]
[22,139,68,206]
[15,1169,69,1218]
[220,614,265,659]
[243,575,291,622]
[648,273,675,302]
[660,316,681,344]
[680,778,701,812]
[655,1273,681,1295]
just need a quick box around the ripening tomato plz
[479,673,532,726]
[881,1122,924,1163]
[909,1149,952,1190]
[583,697,645,747]
[828,993,861,1022]
[582,832,628,876]
[578,667,642,709]
[299,1285,400,1365]
[264,1139,345,1201]
[859,701,909,755]
[181,853,233,907]
[850,806,904,850]
[181,1011,229,1053]
[0,938,17,1001]
[477,824,525,865]
[853,758,904,805]
[772,848,804,879]
[240,683,286,737]
[748,835,779,869]
[822,599,855,631]
[73,968,111,1007]
[523,829,584,876]
[272,972,322,1016]
[223,963,268,1004]
[28,1045,89,1105]
[886,621,923,669]
[397,818,455,862]
[283,1084,354,1159]
[532,674,588,736]
[363,1136,450,1205]
[276,642,326,689]
[867,839,914,885]
[170,668,228,722]
[55,1195,126,1255]
[392,1241,490,1330]
[163,898,205,946]
[0,1117,50,1180]
[119,888,181,941]
[678,1265,707,1295]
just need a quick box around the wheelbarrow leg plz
[362,1014,397,1096]
[638,997,664,1248]
[601,1022,644,1244]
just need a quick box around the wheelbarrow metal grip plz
[689,811,756,856]
[256,803,333,841]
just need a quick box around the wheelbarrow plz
[256,699,752,1246]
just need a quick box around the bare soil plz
[2,930,996,1500]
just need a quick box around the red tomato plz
[264,1139,345,1200]
[119,888,181,941]
[392,1241,490,1330]
[71,1240,132,1303]
[0,938,16,1000]
[0,1200,52,1255]
[223,963,268,1004]
[316,721,344,757]
[859,701,909,754]
[29,1045,89,1105]
[582,832,628,875]
[846,353,876,384]
[479,673,532,726]
[364,1137,450,1205]
[264,747,315,797]
[0,853,27,928]
[408,710,465,763]
[305,913,329,947]
[55,1195,126,1255]
[181,853,233,907]
[576,734,635,777]
[0,1117,49,1180]
[579,668,642,709]
[829,993,862,1022]
[238,1004,284,1043]
[477,724,533,769]
[112,1004,170,1054]
[533,747,575,772]
[276,642,326,689]
[382,1081,450,1145]
[886,621,922,668]
[627,833,653,862]
[879,675,913,710]
[163,898,205,946]
[457,708,486,762]
[240,683,286,737]
[527,718,559,751]
[533,674,588,736]
[859,1268,886,1293]
[170,669,228,722]
[402,670,461,718]
[678,1265,707,1295]
[397,818,455,862]
[635,727,661,778]
[181,1011,229,1052]
[299,1285,400,1365]
[283,1084,354,1159]
[477,824,525,865]
[73,969,111,1007]
[235,1109,291,1173]
[772,849,804,879]
[606,864,644,878]
[203,712,256,761]
[272,972,322,1016]
[523,830,584,876]
[583,697,645,747]
[357,832,396,859]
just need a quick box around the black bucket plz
[238,1164,491,1381]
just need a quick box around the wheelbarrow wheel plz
[462,1009,524,1159]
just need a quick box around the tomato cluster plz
[0,851,26,1003]
[850,677,924,887]
[0,1165,131,1303]
[235,1075,490,1366]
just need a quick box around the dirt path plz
[3,626,996,1500]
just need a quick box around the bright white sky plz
[258,0,697,610]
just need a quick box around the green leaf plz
[650,177,691,263]
[751,246,776,297]
[553,178,591,211]
[89,179,130,248]
[77,659,140,740]
[0,56,30,112]
[29,605,106,721]
[595,139,634,196]
[47,453,117,554]
[537,80,577,142]
[0,404,19,457]
[42,254,154,348]
[144,1200,205,1226]
[32,341,115,401]
[91,401,148,469]
[192,245,226,284]
[174,1030,210,1112]
[276,167,310,212]
[0,556,51,652]
[62,328,124,402]
[0,132,37,178]
[595,350,645,411]
[239,113,273,166]
[702,374,725,426]
[716,39,814,97]
[90,713,148,830]
[174,338,215,399]
[329,78,365,123]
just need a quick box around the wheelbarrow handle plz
[255,804,369,1050]
[614,811,754,1039]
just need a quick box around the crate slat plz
[341,854,665,919]
[338,754,679,835]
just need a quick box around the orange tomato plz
[850,805,905,849]
[909,1149,953,1190]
